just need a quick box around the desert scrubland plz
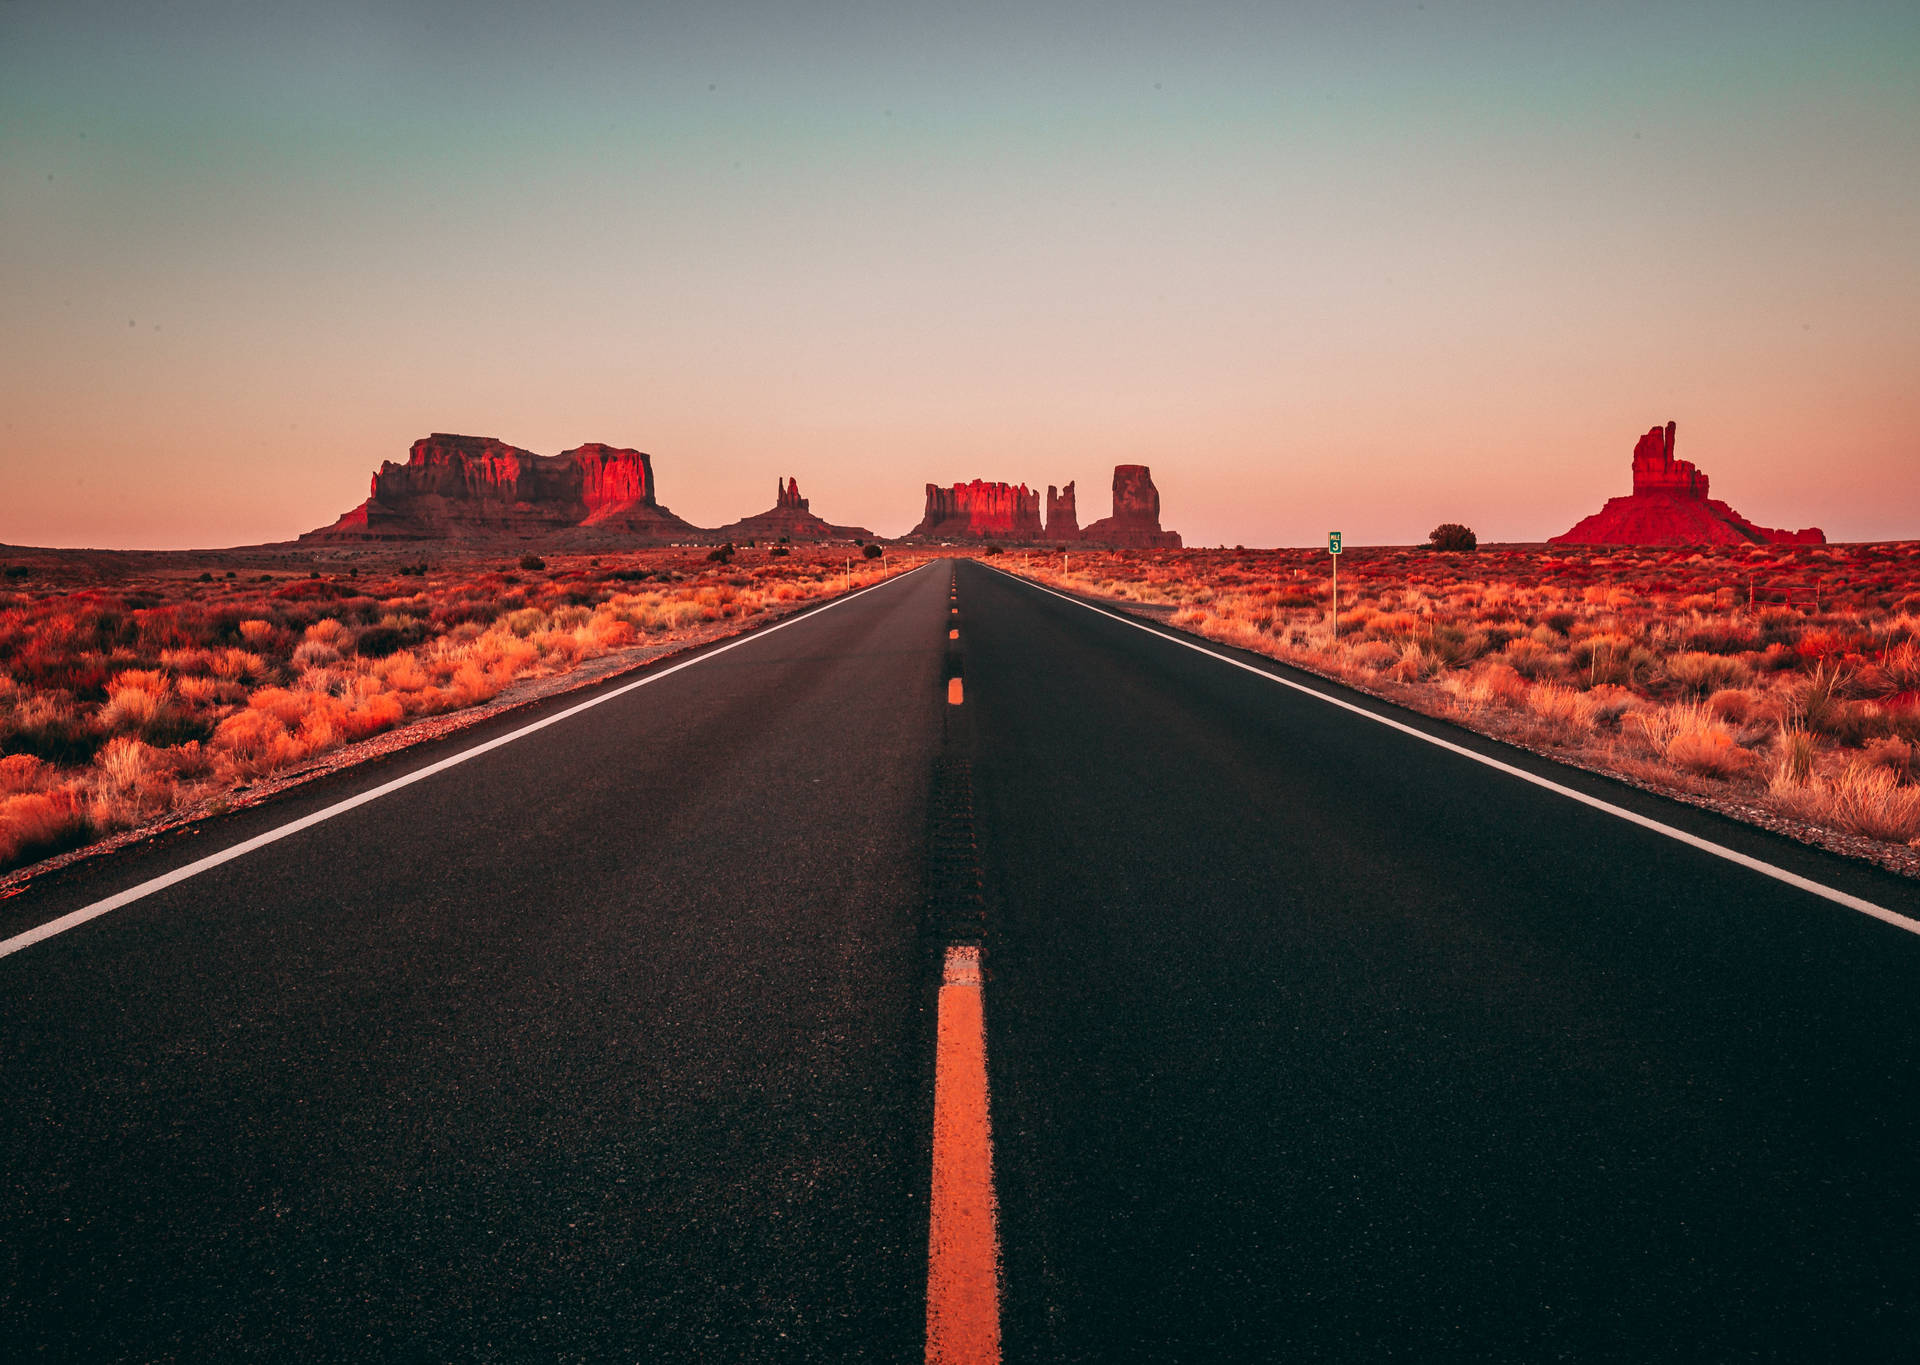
[1016,542,1920,868]
[0,546,907,876]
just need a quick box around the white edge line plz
[996,567,1920,939]
[0,565,931,961]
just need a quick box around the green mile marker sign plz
[1328,531,1343,554]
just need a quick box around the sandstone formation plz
[305,434,699,543]
[1081,465,1182,548]
[1046,483,1079,540]
[1550,422,1824,547]
[908,480,1045,541]
[710,477,873,543]
[907,466,1180,546]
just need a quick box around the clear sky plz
[3,1,1916,549]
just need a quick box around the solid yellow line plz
[926,944,1001,1364]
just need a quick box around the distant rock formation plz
[711,476,872,543]
[1046,483,1080,540]
[1550,422,1824,547]
[1081,465,1182,548]
[908,480,1045,541]
[304,434,699,543]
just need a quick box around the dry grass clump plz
[1016,540,1920,852]
[0,545,911,873]
[1771,763,1920,844]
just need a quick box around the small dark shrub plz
[4,710,105,765]
[984,545,1003,556]
[1428,523,1478,552]
[707,543,736,564]
[770,545,791,557]
[862,543,883,560]
[353,623,425,658]
[518,554,546,571]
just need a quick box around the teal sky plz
[3,1,1916,547]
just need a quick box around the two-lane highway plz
[4,556,1919,1361]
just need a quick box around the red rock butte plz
[1550,422,1824,548]
[1080,465,1181,548]
[909,480,1045,541]
[908,466,1180,547]
[303,436,868,545]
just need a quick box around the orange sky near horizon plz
[3,2,1916,550]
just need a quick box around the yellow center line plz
[947,677,964,705]
[926,944,1001,1364]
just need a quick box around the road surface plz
[4,557,1917,1361]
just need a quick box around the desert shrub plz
[0,754,49,793]
[176,676,224,706]
[707,544,735,564]
[518,554,546,571]
[0,789,91,869]
[1428,523,1478,552]
[292,640,342,669]
[1706,688,1753,723]
[1860,736,1915,782]
[1650,705,1753,779]
[1665,651,1752,696]
[3,696,104,764]
[1771,763,1920,843]
[1347,640,1399,671]
[304,617,353,647]
[1386,641,1442,682]
[1679,621,1758,654]
[352,623,424,658]
[1773,723,1817,786]
[1458,661,1529,708]
[1523,683,1584,738]
[863,543,883,560]
[770,545,791,557]
[1501,637,1562,680]
[501,607,549,638]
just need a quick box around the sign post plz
[1328,531,1342,638]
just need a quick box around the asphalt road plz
[4,556,1919,1362]
[962,561,1920,1363]
[1,565,952,1362]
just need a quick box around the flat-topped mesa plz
[1551,420,1823,547]
[1046,483,1080,541]
[302,433,699,542]
[711,476,872,543]
[1081,464,1182,548]
[909,480,1045,541]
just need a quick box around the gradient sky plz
[3,1,1916,549]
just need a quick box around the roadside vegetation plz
[1015,542,1920,859]
[0,547,905,874]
